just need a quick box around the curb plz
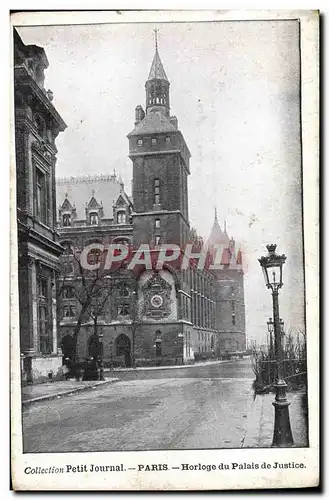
[108,358,244,373]
[241,395,262,448]
[22,378,120,407]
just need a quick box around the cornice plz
[15,65,66,131]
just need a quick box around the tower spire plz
[154,27,159,52]
[147,30,169,82]
[145,30,170,116]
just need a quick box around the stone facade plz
[14,29,66,382]
[55,40,246,367]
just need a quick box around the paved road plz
[22,359,255,453]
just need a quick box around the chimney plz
[169,116,178,129]
[135,105,145,125]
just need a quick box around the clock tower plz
[127,35,191,249]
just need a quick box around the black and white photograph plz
[10,9,319,491]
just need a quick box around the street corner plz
[22,377,120,407]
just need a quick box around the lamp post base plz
[272,382,294,447]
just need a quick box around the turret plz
[145,30,170,117]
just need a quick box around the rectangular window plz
[39,278,48,298]
[154,179,161,205]
[89,213,98,225]
[165,136,171,144]
[155,236,161,246]
[63,286,75,299]
[155,218,160,229]
[117,212,126,224]
[232,314,236,326]
[38,276,52,354]
[38,303,50,353]
[137,138,143,146]
[117,304,130,316]
[63,304,76,318]
[151,137,157,145]
[62,214,71,227]
[36,168,47,223]
[88,249,101,265]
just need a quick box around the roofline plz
[56,174,120,185]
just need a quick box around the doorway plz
[115,333,132,367]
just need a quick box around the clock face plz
[150,294,163,308]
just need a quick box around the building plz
[56,39,245,367]
[14,29,67,382]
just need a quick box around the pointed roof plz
[147,46,168,82]
[61,196,73,211]
[206,208,230,248]
[87,195,101,209]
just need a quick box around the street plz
[22,359,256,453]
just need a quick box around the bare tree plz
[57,243,118,363]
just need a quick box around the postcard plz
[10,9,319,491]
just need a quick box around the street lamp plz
[267,317,274,358]
[259,244,293,447]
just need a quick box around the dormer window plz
[62,214,71,227]
[117,211,126,224]
[89,212,98,225]
[137,138,143,146]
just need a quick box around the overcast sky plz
[17,20,305,344]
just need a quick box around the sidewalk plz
[21,377,119,406]
[107,357,239,372]
[243,390,308,448]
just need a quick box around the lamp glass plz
[265,262,283,288]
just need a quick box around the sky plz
[16,19,305,345]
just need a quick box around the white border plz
[9,9,319,491]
